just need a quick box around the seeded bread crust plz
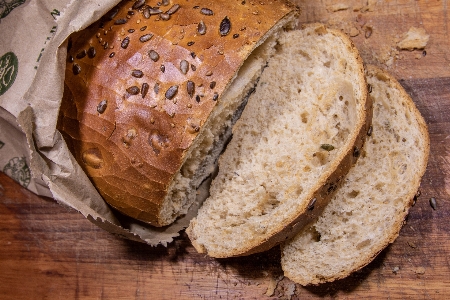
[58,0,298,226]
[281,65,430,285]
[186,24,372,257]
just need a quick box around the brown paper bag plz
[0,0,205,246]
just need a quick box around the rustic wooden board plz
[1,0,450,299]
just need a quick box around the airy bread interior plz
[159,27,293,225]
[281,65,430,285]
[187,24,368,257]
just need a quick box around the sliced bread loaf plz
[186,24,371,257]
[58,0,298,226]
[281,65,430,285]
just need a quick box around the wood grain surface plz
[1,0,450,299]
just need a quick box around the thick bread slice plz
[281,65,430,285]
[186,24,371,257]
[58,0,298,226]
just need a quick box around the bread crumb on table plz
[397,27,430,50]
[415,267,426,275]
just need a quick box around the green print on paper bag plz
[3,157,31,188]
[0,52,19,96]
[0,0,26,19]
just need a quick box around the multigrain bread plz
[281,65,430,285]
[186,24,372,257]
[58,0,298,226]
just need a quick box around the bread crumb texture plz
[281,66,429,286]
[187,25,366,257]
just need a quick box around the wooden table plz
[1,1,449,299]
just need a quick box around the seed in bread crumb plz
[415,267,425,275]
[353,146,360,157]
[407,241,417,248]
[392,266,400,274]
[307,198,317,211]
[320,144,335,151]
[430,197,437,210]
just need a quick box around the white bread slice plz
[186,24,371,257]
[281,65,430,285]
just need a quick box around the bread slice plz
[58,0,298,226]
[281,65,430,285]
[186,24,371,257]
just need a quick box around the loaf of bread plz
[281,65,430,285]
[186,24,372,257]
[58,0,298,226]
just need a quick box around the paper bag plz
[0,0,205,246]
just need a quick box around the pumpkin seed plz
[187,81,195,98]
[219,16,231,36]
[321,144,335,151]
[97,100,107,114]
[140,34,153,43]
[198,20,206,35]
[127,86,140,95]
[141,83,149,98]
[200,8,213,15]
[165,85,179,99]
[148,50,159,61]
[166,4,180,15]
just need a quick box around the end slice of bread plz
[186,24,371,257]
[281,65,430,285]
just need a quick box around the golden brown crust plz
[58,0,298,226]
